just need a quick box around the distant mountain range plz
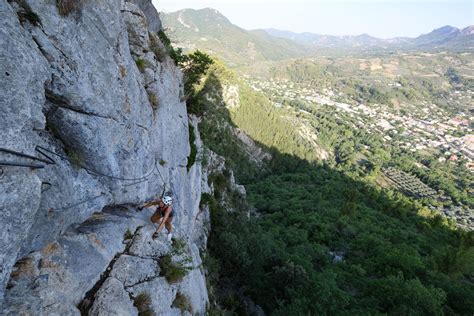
[160,8,474,65]
[264,25,474,49]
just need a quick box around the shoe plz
[167,233,172,242]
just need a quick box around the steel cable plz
[1,145,169,211]
[35,145,157,182]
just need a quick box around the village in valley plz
[246,76,473,229]
[247,77,474,170]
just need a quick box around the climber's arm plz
[140,199,161,209]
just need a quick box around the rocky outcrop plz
[1,0,208,313]
[128,0,162,33]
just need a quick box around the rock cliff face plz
[0,0,209,314]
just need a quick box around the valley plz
[162,8,473,229]
[161,7,474,314]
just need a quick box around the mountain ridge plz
[160,8,313,66]
[263,24,474,48]
[161,8,473,59]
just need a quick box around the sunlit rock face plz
[0,0,208,313]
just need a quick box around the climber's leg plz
[165,217,173,233]
[165,218,173,241]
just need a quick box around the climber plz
[138,195,174,241]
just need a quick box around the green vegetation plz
[195,59,474,314]
[384,167,437,198]
[207,150,474,314]
[123,229,133,241]
[158,30,186,66]
[165,13,474,314]
[182,51,214,113]
[172,292,193,314]
[133,293,154,316]
[159,253,192,284]
[186,124,197,171]
[157,29,215,113]
[171,238,188,256]
[195,60,322,181]
[135,58,147,73]
[249,53,474,114]
[160,8,311,66]
[159,159,166,166]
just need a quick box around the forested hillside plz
[159,9,474,315]
[183,54,474,315]
[160,8,312,66]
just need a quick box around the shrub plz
[206,304,226,316]
[159,254,192,284]
[56,0,83,17]
[182,51,214,114]
[186,124,197,171]
[133,293,154,316]
[157,30,187,66]
[135,58,147,73]
[172,292,193,314]
[156,29,214,114]
[200,193,217,210]
[123,229,133,241]
[159,159,166,166]
[208,172,229,199]
[197,148,209,166]
[171,238,187,256]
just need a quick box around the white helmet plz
[163,196,173,206]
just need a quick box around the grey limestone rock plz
[110,254,159,287]
[88,277,138,316]
[128,0,162,33]
[127,224,172,258]
[127,277,177,315]
[1,0,209,314]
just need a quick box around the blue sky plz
[152,0,473,38]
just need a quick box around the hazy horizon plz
[152,0,473,39]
